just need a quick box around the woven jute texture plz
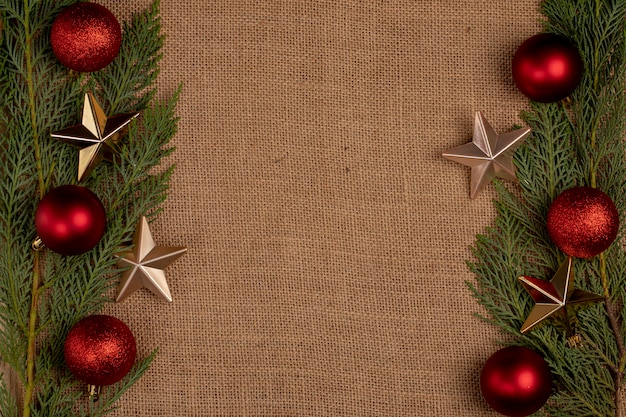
[96,0,544,415]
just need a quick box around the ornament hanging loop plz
[88,384,101,402]
[31,237,45,251]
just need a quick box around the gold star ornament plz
[116,216,187,303]
[442,111,531,199]
[519,257,603,333]
[51,92,139,181]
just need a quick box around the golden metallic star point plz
[519,257,603,333]
[51,92,139,182]
[442,111,531,199]
[115,216,187,303]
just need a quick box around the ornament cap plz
[88,384,101,402]
[31,237,45,251]
[566,334,583,348]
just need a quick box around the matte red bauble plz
[547,186,619,258]
[50,2,122,72]
[512,33,583,102]
[480,346,552,417]
[35,185,106,256]
[64,315,137,386]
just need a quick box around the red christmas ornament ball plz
[512,33,583,102]
[480,346,552,417]
[64,315,137,386]
[35,185,106,256]
[50,2,122,72]
[547,186,619,258]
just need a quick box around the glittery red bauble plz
[64,315,136,386]
[480,346,552,417]
[512,33,583,102]
[547,186,619,258]
[35,185,106,256]
[50,2,122,72]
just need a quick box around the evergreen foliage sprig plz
[0,0,178,415]
[468,1,626,416]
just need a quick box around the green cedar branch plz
[469,1,626,416]
[0,0,179,416]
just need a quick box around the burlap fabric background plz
[94,0,546,415]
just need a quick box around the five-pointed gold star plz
[116,216,187,303]
[519,257,603,333]
[442,111,531,199]
[51,92,139,182]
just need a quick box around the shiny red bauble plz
[547,186,619,258]
[35,185,106,256]
[50,2,122,72]
[512,33,583,102]
[480,346,552,417]
[64,315,137,386]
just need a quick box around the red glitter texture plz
[50,2,121,72]
[35,185,106,256]
[547,186,619,258]
[64,315,136,386]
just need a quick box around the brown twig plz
[599,252,625,417]
[604,297,626,417]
